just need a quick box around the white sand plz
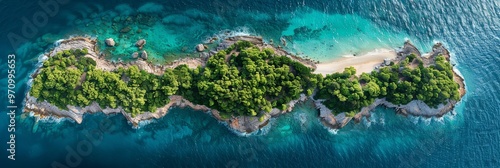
[313,49,397,76]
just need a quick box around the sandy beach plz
[313,49,397,76]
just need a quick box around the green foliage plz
[371,55,458,106]
[30,50,179,116]
[407,54,416,62]
[235,40,253,51]
[30,67,83,108]
[185,43,317,116]
[315,67,372,114]
[315,55,460,115]
[31,47,459,118]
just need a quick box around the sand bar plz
[313,49,397,76]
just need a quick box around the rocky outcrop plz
[229,36,264,45]
[398,40,421,57]
[135,39,146,49]
[315,97,461,130]
[131,52,139,59]
[195,44,205,52]
[229,94,308,134]
[24,90,307,134]
[105,38,115,47]
[140,50,148,60]
[24,94,211,127]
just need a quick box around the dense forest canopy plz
[30,41,459,118]
[315,54,460,115]
[29,41,321,118]
[30,48,179,117]
[179,41,322,118]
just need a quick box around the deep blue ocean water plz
[0,0,498,167]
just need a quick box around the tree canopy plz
[176,41,320,118]
[30,44,460,118]
[315,55,460,115]
[30,49,179,117]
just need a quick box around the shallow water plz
[0,0,499,167]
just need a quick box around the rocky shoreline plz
[23,36,310,135]
[25,92,308,135]
[315,41,466,129]
[23,36,466,135]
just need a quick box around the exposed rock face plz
[24,89,308,135]
[195,44,205,52]
[229,36,264,45]
[228,94,308,134]
[47,37,98,57]
[317,98,461,129]
[24,94,210,127]
[140,50,148,60]
[105,38,115,47]
[135,39,146,49]
[398,40,421,57]
[131,52,139,59]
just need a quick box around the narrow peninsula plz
[24,36,465,135]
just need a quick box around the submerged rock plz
[105,38,115,47]
[120,26,131,33]
[196,44,205,52]
[140,50,148,60]
[131,52,139,59]
[135,39,146,49]
[280,37,287,46]
[181,46,188,52]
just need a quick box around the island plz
[23,36,465,135]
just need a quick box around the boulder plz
[135,39,146,49]
[105,38,115,47]
[195,44,205,52]
[384,58,391,66]
[131,52,139,59]
[140,50,148,60]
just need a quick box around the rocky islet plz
[23,36,465,134]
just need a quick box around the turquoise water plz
[280,8,409,60]
[0,0,499,167]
